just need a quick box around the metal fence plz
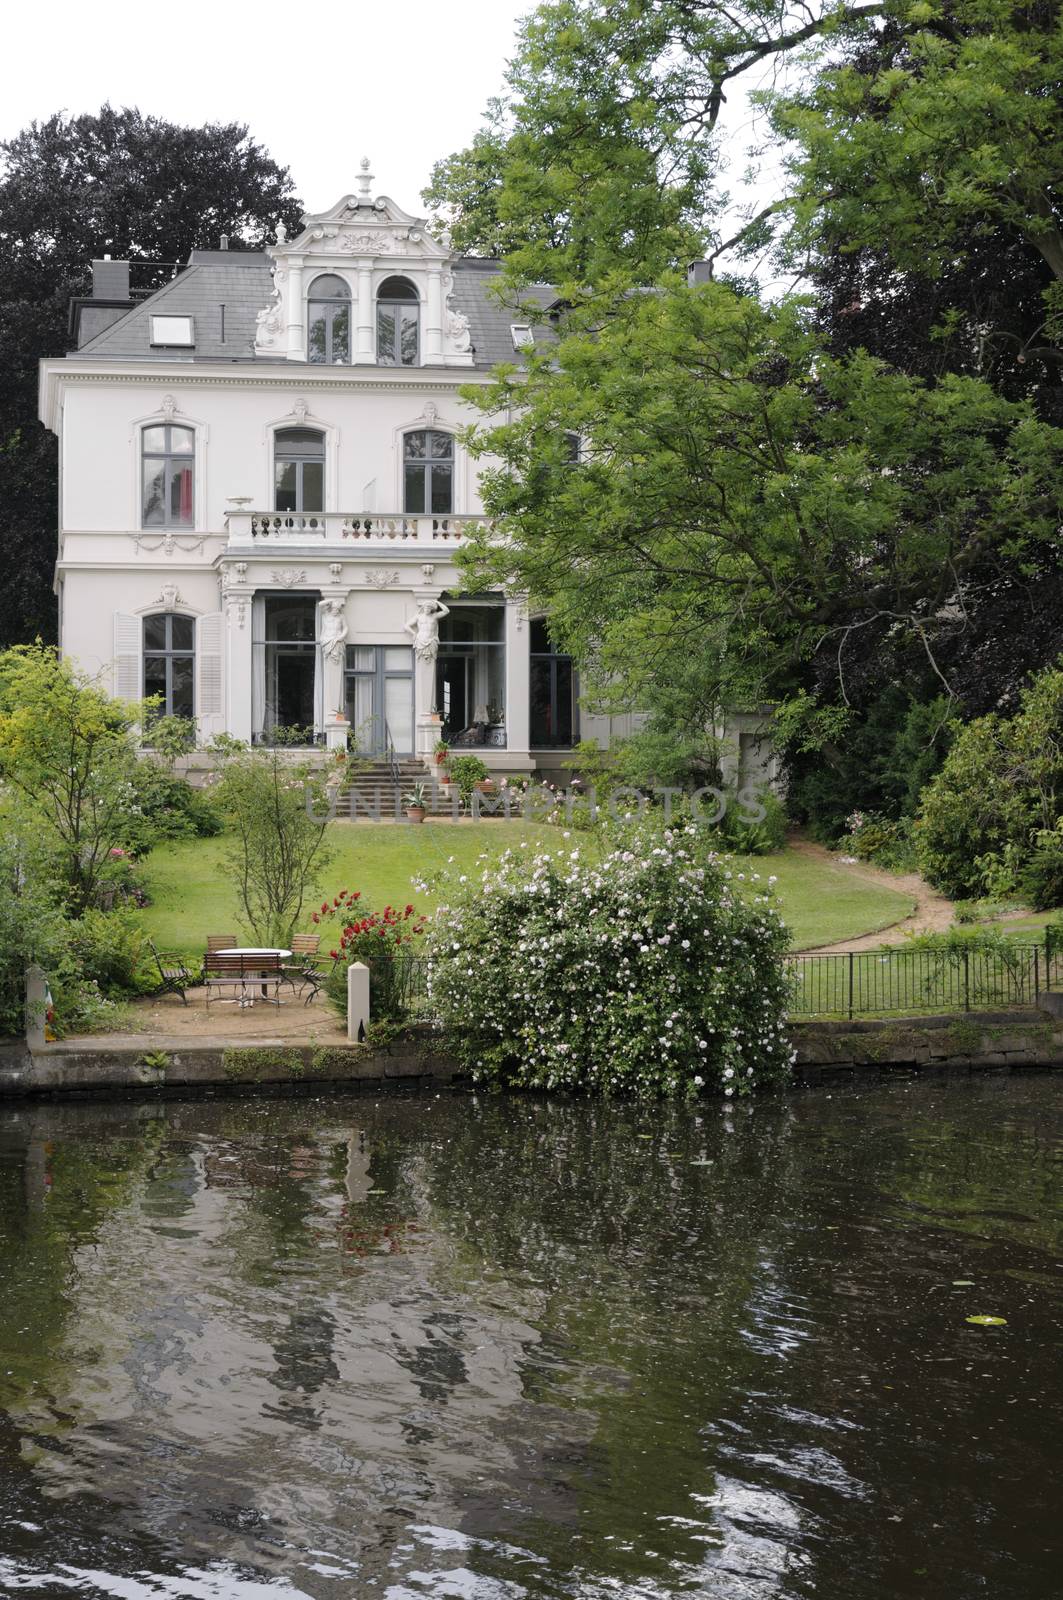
[363,945,1059,1027]
[787,943,1060,1019]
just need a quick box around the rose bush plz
[426,821,795,1097]
[316,890,428,1021]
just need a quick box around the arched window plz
[307,274,350,364]
[144,612,195,718]
[377,276,420,366]
[274,428,325,513]
[141,424,194,529]
[404,430,453,514]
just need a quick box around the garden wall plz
[791,1010,1063,1082]
[2,1012,1060,1101]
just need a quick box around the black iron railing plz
[787,943,1060,1019]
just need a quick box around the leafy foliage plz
[0,644,145,910]
[212,748,333,946]
[916,660,1063,899]
[0,105,302,644]
[426,821,794,1097]
[456,281,1063,731]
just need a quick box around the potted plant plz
[433,737,450,767]
[404,782,428,823]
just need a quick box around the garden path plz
[790,837,954,954]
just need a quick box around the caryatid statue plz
[319,598,349,718]
[404,597,450,715]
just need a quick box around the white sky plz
[3,0,532,218]
[4,0,783,266]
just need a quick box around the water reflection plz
[0,1079,1059,1597]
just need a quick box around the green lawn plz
[138,823,915,958]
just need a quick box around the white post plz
[347,961,370,1042]
[25,964,47,1050]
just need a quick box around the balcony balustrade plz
[224,510,496,547]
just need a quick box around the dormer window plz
[307,274,350,364]
[377,276,419,366]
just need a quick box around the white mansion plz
[39,163,772,786]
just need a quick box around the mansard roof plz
[72,167,557,369]
[72,251,554,369]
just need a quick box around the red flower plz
[311,912,319,924]
[330,949,338,960]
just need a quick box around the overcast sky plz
[4,0,531,217]
[4,0,781,264]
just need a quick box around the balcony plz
[224,510,496,548]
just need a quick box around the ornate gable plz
[254,159,472,365]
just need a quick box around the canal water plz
[0,1078,1059,1598]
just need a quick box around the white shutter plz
[196,611,224,718]
[113,613,141,702]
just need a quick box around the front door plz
[345,646,414,756]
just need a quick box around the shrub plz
[118,762,222,853]
[445,754,490,806]
[426,821,794,1097]
[316,892,428,1022]
[64,908,154,998]
[917,662,1063,901]
[1018,824,1063,911]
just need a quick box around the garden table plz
[216,949,291,1007]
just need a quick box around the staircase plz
[331,760,453,819]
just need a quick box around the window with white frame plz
[141,424,195,528]
[274,428,325,513]
[307,274,350,364]
[403,430,453,514]
[377,276,420,366]
[143,613,195,718]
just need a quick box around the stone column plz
[424,267,443,365]
[355,262,374,364]
[504,596,531,760]
[286,256,304,361]
[225,588,254,743]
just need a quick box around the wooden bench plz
[204,953,283,1007]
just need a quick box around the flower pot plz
[406,806,426,824]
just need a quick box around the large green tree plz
[457,281,1063,738]
[0,106,303,646]
[428,0,1063,811]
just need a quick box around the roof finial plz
[356,157,374,200]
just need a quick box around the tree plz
[454,280,1063,734]
[0,106,303,645]
[0,644,145,911]
[213,749,333,946]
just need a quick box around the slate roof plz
[74,250,556,369]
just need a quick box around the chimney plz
[91,257,131,299]
[687,260,713,287]
[219,234,230,251]
[71,257,135,346]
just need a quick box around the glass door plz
[345,647,413,756]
